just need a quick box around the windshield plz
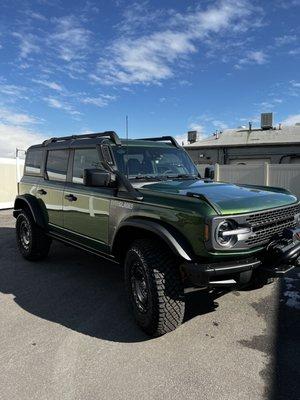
[112,145,199,179]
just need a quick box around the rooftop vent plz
[261,113,273,130]
[187,130,198,144]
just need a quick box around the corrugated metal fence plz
[197,163,300,199]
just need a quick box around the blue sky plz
[0,0,300,156]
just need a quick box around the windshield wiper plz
[131,175,164,181]
[165,174,198,180]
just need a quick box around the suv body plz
[14,131,300,336]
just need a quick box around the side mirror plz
[83,169,116,187]
[204,166,214,180]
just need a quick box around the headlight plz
[215,220,238,247]
[214,219,252,248]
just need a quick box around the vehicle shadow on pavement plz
[270,272,300,400]
[0,227,222,343]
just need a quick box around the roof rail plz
[137,136,180,148]
[42,131,121,146]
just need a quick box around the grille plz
[244,203,300,247]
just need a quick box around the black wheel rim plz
[19,219,30,250]
[130,261,149,313]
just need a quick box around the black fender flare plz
[13,194,48,229]
[112,218,193,261]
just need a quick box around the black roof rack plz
[137,136,180,148]
[42,131,121,146]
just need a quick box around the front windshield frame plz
[112,144,199,180]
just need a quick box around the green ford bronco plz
[14,131,300,336]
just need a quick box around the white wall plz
[0,158,24,209]
[218,164,265,186]
[269,164,300,199]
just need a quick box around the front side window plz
[46,150,69,182]
[112,146,198,179]
[72,148,101,184]
[24,148,43,175]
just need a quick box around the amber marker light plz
[204,224,210,241]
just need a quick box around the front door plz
[62,147,113,253]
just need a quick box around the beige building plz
[185,116,300,165]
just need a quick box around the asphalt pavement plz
[0,209,299,400]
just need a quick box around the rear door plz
[62,147,113,253]
[36,149,69,227]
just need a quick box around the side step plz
[208,279,237,287]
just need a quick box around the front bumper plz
[182,228,300,287]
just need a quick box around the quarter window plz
[46,150,69,182]
[72,148,101,184]
[24,148,43,176]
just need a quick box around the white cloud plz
[43,96,81,116]
[80,95,116,108]
[117,2,165,35]
[290,80,300,88]
[176,123,204,145]
[0,108,38,125]
[255,98,283,110]
[175,134,189,146]
[93,0,256,85]
[0,82,27,99]
[50,15,91,61]
[289,48,300,56]
[188,123,204,133]
[211,120,228,130]
[282,114,300,126]
[236,50,268,68]
[28,11,47,21]
[0,124,45,157]
[276,0,300,8]
[12,32,40,58]
[275,35,297,46]
[189,116,227,133]
[32,79,64,91]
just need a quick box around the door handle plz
[37,189,47,195]
[65,194,77,202]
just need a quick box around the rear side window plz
[24,148,43,176]
[72,148,101,184]
[46,150,69,182]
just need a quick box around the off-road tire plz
[125,238,185,336]
[16,210,51,261]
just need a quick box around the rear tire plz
[16,210,51,261]
[125,238,185,337]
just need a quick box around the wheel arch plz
[13,195,48,229]
[111,218,193,262]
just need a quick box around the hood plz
[137,179,297,215]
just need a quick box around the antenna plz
[126,115,129,179]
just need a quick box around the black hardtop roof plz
[28,132,180,151]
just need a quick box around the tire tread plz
[126,238,185,336]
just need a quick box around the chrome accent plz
[208,279,237,286]
[208,202,300,251]
[222,227,252,237]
